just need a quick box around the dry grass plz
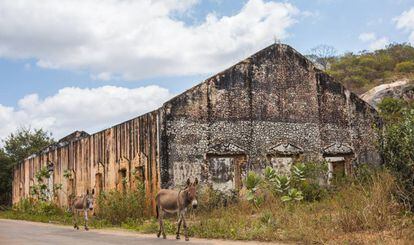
[181,170,414,244]
[1,170,413,244]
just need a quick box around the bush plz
[379,104,414,210]
[197,185,237,212]
[395,61,414,73]
[14,198,64,216]
[334,171,400,232]
[95,181,147,224]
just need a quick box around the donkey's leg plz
[176,214,182,240]
[157,207,162,238]
[182,212,189,241]
[160,210,166,239]
[84,210,89,231]
[157,209,166,239]
[73,210,79,230]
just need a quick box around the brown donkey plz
[156,178,198,241]
[72,189,95,231]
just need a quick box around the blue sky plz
[0,0,413,140]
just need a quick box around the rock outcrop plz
[361,79,414,108]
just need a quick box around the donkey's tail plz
[156,204,159,219]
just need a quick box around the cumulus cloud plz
[358,32,389,51]
[0,0,299,80]
[0,86,174,141]
[395,8,414,43]
[358,32,376,42]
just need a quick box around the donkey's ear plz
[194,178,198,185]
[92,189,95,195]
[186,178,191,186]
[86,189,89,195]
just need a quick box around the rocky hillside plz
[361,79,414,108]
[326,43,414,95]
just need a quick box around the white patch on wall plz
[173,162,201,186]
[208,157,235,192]
[270,157,293,175]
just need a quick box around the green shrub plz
[14,198,64,216]
[395,61,414,73]
[197,185,236,212]
[96,181,147,224]
[245,171,264,207]
[379,104,414,210]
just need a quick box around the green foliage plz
[197,186,236,212]
[378,97,411,123]
[395,61,414,73]
[63,169,72,179]
[0,150,13,205]
[259,163,328,203]
[3,170,413,244]
[244,171,264,208]
[379,102,414,210]
[327,43,414,93]
[96,181,147,224]
[274,175,291,194]
[281,188,303,202]
[29,167,62,202]
[245,171,262,190]
[3,127,55,165]
[14,198,64,216]
[263,166,277,181]
[0,127,54,206]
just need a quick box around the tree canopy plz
[0,127,54,206]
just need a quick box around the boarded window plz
[95,173,103,196]
[209,157,235,192]
[207,155,246,192]
[270,157,293,175]
[118,169,127,192]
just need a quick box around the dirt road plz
[0,219,277,245]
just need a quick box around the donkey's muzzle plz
[192,200,198,209]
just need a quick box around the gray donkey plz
[72,189,95,231]
[156,178,198,241]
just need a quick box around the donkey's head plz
[186,178,198,209]
[85,189,95,211]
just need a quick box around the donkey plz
[72,189,95,231]
[156,178,198,241]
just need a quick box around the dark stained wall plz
[13,44,382,207]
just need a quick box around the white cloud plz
[395,8,414,43]
[0,85,174,141]
[368,37,389,51]
[0,0,299,80]
[358,32,376,42]
[358,32,389,51]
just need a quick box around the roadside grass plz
[1,170,413,244]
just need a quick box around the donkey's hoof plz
[85,227,89,231]
[176,235,180,240]
[163,235,167,239]
[185,237,190,241]
[157,233,160,238]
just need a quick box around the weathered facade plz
[13,44,382,210]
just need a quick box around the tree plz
[4,127,54,165]
[0,127,54,206]
[309,44,337,70]
[378,99,414,210]
[0,150,12,206]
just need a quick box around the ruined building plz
[12,44,382,210]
